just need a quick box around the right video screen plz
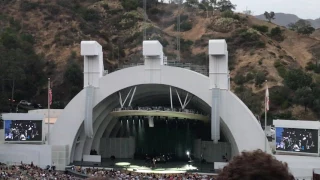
[276,127,318,153]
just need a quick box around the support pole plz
[264,80,269,153]
[183,93,189,109]
[118,92,123,108]
[170,86,173,110]
[11,79,14,112]
[175,89,183,109]
[47,78,51,145]
[122,88,132,107]
[264,105,267,153]
[128,86,137,107]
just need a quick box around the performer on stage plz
[152,157,156,168]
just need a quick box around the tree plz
[64,59,83,100]
[264,11,275,22]
[216,0,236,12]
[288,19,315,35]
[236,86,262,115]
[284,69,312,90]
[294,87,314,112]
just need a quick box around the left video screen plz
[4,120,42,142]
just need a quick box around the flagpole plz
[264,80,267,153]
[48,78,50,145]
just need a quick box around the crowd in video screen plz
[276,127,318,153]
[4,120,42,141]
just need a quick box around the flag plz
[49,88,52,106]
[265,85,269,111]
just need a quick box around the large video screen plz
[276,127,318,153]
[4,120,42,142]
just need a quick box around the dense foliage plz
[0,17,47,112]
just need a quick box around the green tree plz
[288,20,315,35]
[64,59,83,100]
[216,0,236,12]
[236,87,262,115]
[270,27,284,41]
[121,0,139,11]
[270,86,292,109]
[293,87,314,112]
[264,11,275,22]
[234,74,246,85]
[284,69,312,90]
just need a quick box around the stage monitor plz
[276,127,319,154]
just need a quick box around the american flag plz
[265,85,269,111]
[49,88,52,106]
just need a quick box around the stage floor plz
[71,159,217,174]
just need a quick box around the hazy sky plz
[163,0,319,19]
[231,0,320,19]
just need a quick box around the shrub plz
[180,14,189,22]
[20,1,38,11]
[180,21,192,31]
[121,0,139,11]
[269,27,284,41]
[46,5,60,15]
[246,73,254,82]
[231,29,266,49]
[9,17,21,31]
[305,61,320,73]
[124,31,142,43]
[108,9,123,15]
[148,7,165,15]
[211,17,235,33]
[236,87,262,114]
[102,4,109,11]
[274,60,287,78]
[234,74,246,85]
[221,10,234,18]
[255,71,266,86]
[252,25,269,33]
[82,9,100,22]
[20,33,35,44]
[180,39,193,52]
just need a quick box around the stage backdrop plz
[100,137,135,158]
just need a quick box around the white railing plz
[112,106,207,116]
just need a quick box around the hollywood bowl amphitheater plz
[1,39,320,180]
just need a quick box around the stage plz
[71,159,218,174]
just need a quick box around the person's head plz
[217,149,294,180]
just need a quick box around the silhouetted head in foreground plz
[217,149,294,180]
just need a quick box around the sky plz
[230,0,320,19]
[163,0,320,19]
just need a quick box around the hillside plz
[1,0,320,122]
[255,13,320,28]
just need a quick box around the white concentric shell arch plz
[50,65,269,164]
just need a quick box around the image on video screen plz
[276,127,318,153]
[4,120,42,142]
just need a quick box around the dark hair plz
[86,177,111,180]
[217,149,294,180]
